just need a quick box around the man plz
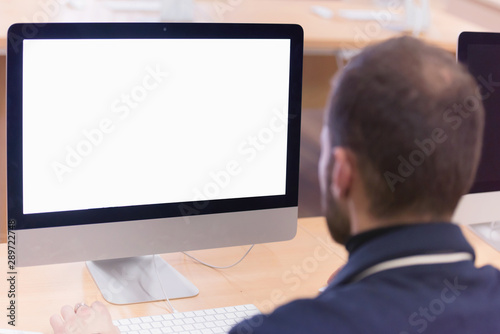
[51,36,500,334]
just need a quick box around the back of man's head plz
[326,36,485,220]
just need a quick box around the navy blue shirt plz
[229,223,500,334]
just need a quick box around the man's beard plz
[322,189,352,245]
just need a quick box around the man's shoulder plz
[229,263,500,334]
[229,289,364,334]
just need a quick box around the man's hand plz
[50,301,120,334]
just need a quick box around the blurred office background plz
[1,0,500,241]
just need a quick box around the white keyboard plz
[113,304,260,334]
[0,330,43,334]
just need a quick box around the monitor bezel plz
[7,22,303,230]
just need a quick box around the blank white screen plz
[22,38,290,214]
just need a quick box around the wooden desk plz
[0,217,499,334]
[0,217,346,333]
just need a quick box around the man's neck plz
[350,212,453,236]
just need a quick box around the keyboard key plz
[194,323,205,329]
[235,311,246,318]
[245,310,259,317]
[173,319,184,326]
[204,315,216,322]
[119,319,132,325]
[214,320,226,327]
[205,321,216,328]
[201,329,214,334]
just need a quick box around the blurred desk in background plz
[0,0,487,54]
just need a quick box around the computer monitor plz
[454,31,500,251]
[7,22,303,304]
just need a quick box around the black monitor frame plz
[7,22,304,231]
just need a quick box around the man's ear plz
[331,147,353,200]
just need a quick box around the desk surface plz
[0,0,486,54]
[1,217,499,333]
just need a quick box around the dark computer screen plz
[458,32,500,193]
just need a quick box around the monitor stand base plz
[468,221,500,252]
[87,255,199,305]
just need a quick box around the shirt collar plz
[330,222,475,287]
[345,224,408,255]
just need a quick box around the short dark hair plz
[326,36,485,219]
